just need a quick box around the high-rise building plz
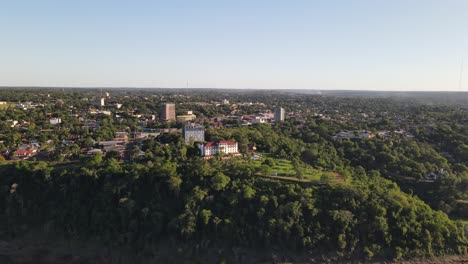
[94,97,105,106]
[161,103,176,121]
[183,124,205,144]
[274,107,285,122]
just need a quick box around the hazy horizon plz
[3,86,468,93]
[1,0,468,91]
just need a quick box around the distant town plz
[1,89,423,164]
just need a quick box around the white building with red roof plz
[199,140,240,158]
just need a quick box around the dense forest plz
[2,157,466,262]
[0,88,467,262]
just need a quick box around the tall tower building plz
[94,97,105,106]
[183,124,205,144]
[161,103,176,121]
[275,107,285,122]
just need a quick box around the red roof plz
[204,141,237,147]
[205,142,215,147]
[218,140,237,145]
[15,150,33,156]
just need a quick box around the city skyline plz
[1,1,468,91]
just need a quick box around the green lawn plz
[252,157,336,182]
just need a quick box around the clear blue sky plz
[1,0,468,91]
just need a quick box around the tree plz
[167,176,183,194]
[210,172,230,191]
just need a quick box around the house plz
[333,131,356,139]
[14,149,34,159]
[248,145,257,153]
[8,120,18,127]
[13,143,39,159]
[250,116,267,124]
[114,132,129,142]
[97,140,126,157]
[50,118,62,125]
[86,148,103,156]
[358,131,374,139]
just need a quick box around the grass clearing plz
[251,156,338,182]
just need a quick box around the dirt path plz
[258,172,346,184]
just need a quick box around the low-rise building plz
[114,132,129,142]
[8,120,18,127]
[14,149,35,158]
[131,132,160,139]
[250,116,267,124]
[199,140,240,159]
[177,114,197,122]
[86,148,103,156]
[333,130,374,140]
[13,143,40,159]
[50,118,62,125]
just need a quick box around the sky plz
[1,0,468,91]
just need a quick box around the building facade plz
[177,114,197,123]
[199,141,239,158]
[49,118,62,125]
[93,98,105,107]
[274,107,285,122]
[160,103,176,121]
[183,124,205,144]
